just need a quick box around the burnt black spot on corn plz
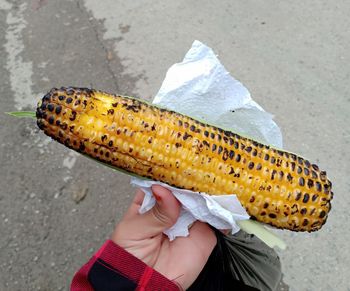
[36,87,333,232]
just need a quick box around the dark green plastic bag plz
[188,230,282,291]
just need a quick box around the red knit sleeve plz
[71,240,180,291]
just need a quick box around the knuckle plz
[152,205,174,227]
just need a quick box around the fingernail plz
[154,193,161,202]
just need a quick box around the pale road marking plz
[3,2,36,110]
[2,0,78,177]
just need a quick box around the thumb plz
[115,185,181,240]
[147,185,181,233]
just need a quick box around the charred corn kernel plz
[36,87,333,232]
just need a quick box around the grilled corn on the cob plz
[36,87,333,232]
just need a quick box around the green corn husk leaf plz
[6,111,36,118]
[238,220,286,250]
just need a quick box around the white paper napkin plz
[131,179,250,241]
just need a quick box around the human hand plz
[111,185,217,290]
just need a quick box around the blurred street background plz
[0,0,349,290]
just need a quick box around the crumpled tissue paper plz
[131,40,283,242]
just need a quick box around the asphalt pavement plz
[0,1,349,290]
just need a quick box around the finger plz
[133,189,146,205]
[119,185,181,239]
[123,189,145,219]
